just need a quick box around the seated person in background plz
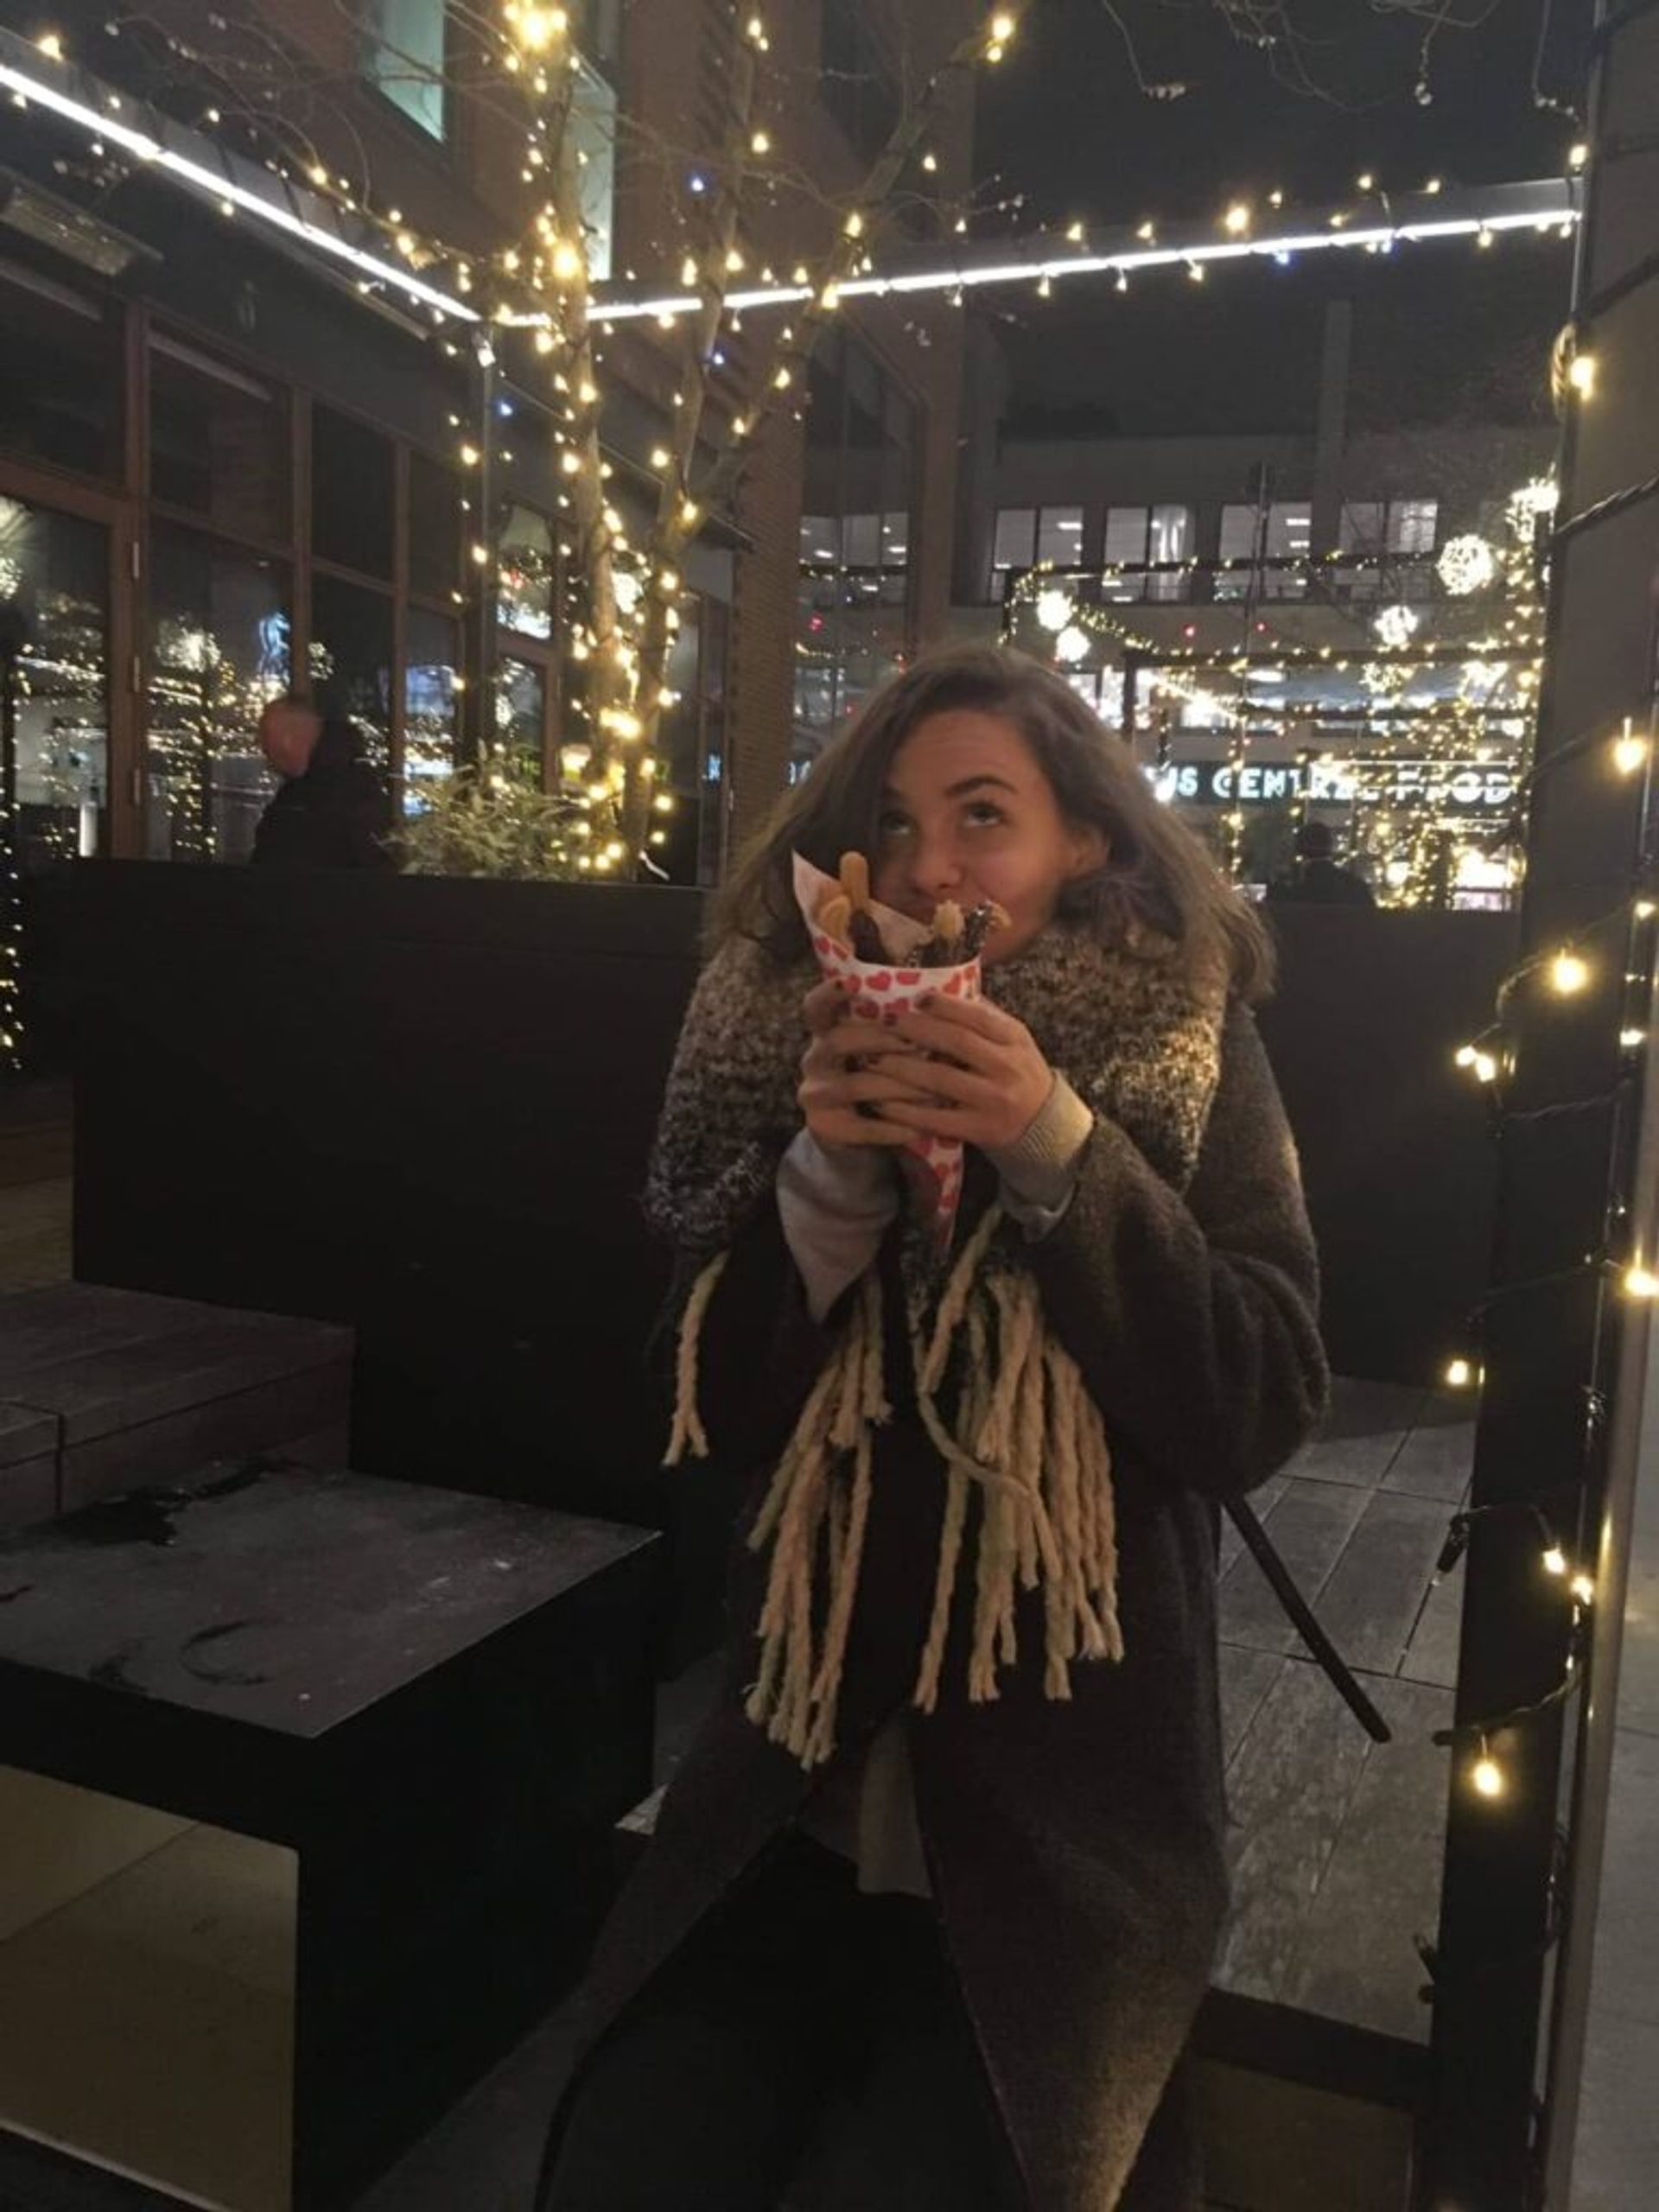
[251,693,393,871]
[1266,819,1376,908]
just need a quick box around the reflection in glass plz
[410,450,461,601]
[313,407,395,579]
[404,607,459,810]
[498,506,554,640]
[0,263,118,480]
[311,574,393,771]
[145,524,288,863]
[0,499,108,869]
[794,331,916,779]
[496,656,545,780]
[149,335,289,544]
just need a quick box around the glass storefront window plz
[0,259,120,481]
[404,607,460,807]
[149,335,289,545]
[795,331,916,777]
[0,499,108,869]
[1037,507,1084,568]
[312,406,395,579]
[410,450,461,601]
[310,574,393,767]
[145,524,289,863]
[496,656,546,781]
[365,0,448,140]
[498,506,555,640]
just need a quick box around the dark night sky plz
[969,0,1588,429]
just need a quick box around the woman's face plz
[871,709,1105,963]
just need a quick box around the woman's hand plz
[865,993,1055,1154]
[798,979,933,1149]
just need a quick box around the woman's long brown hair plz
[712,642,1275,1001]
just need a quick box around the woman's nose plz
[906,833,964,901]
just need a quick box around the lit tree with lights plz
[93,0,1020,876]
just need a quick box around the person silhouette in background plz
[1267,819,1375,908]
[251,693,392,871]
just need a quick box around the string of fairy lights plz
[0,9,1585,904]
[1003,474,1555,907]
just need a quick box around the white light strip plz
[0,57,480,322]
[549,195,1576,326]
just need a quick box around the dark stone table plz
[0,1458,659,2209]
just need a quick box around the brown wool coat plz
[538,1002,1329,2212]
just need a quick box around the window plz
[795,329,916,772]
[992,508,1035,574]
[1217,501,1311,600]
[404,608,460,801]
[312,407,394,579]
[145,525,289,864]
[496,656,546,781]
[365,0,448,141]
[149,335,288,545]
[311,575,393,767]
[0,258,120,480]
[1389,499,1438,556]
[498,505,555,640]
[991,505,1084,589]
[1098,506,1192,603]
[1147,505,1191,602]
[1036,507,1084,568]
[0,499,110,869]
[1103,507,1148,601]
[819,0,900,165]
[409,451,461,600]
[569,58,617,283]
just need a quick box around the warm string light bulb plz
[1471,1744,1505,1799]
[1613,719,1649,776]
[1542,1545,1567,1577]
[1549,950,1590,995]
[1568,353,1599,399]
[1444,1358,1475,1389]
[1624,1264,1659,1299]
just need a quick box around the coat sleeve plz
[1025,999,1329,1498]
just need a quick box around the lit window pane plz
[366,0,447,140]
[842,513,880,568]
[1389,499,1439,555]
[880,513,909,568]
[498,505,554,640]
[404,607,459,804]
[149,336,288,544]
[801,515,840,563]
[992,508,1035,569]
[1339,502,1386,554]
[1036,506,1084,567]
[0,499,109,871]
[1103,507,1147,601]
[146,524,289,864]
[1147,505,1190,602]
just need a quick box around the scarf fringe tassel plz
[664,1213,1124,1770]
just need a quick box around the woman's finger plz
[803,977,854,1035]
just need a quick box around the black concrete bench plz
[0,1458,659,2210]
[0,1284,353,1531]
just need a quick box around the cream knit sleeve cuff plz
[985,1071,1096,1234]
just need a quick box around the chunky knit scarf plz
[645,923,1228,1769]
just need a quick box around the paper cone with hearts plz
[792,852,980,1256]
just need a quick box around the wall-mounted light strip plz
[0,50,481,322]
[562,190,1578,326]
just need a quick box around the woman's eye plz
[876,811,914,842]
[963,802,1007,829]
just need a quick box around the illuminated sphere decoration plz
[1036,587,1076,634]
[1054,625,1090,665]
[1436,533,1498,596]
[1373,602,1421,651]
